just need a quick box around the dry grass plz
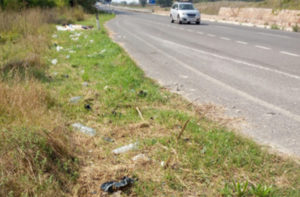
[0,7,87,197]
[194,1,257,15]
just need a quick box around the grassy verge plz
[50,15,300,196]
[0,7,85,197]
[1,9,300,196]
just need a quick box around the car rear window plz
[179,4,194,10]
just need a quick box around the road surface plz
[106,11,300,157]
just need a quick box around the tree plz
[140,0,147,7]
[156,0,172,7]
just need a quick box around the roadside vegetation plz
[1,4,300,197]
[0,7,86,197]
[132,0,300,15]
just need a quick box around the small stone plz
[103,137,114,143]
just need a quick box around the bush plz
[140,0,147,7]
[156,0,173,7]
[293,24,299,32]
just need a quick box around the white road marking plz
[220,37,231,41]
[236,41,248,45]
[255,45,271,50]
[207,34,216,37]
[120,27,300,123]
[145,34,300,81]
[187,29,193,32]
[197,31,204,35]
[257,32,291,39]
[280,51,299,57]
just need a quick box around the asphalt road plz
[106,11,300,157]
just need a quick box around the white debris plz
[82,82,89,87]
[112,143,138,154]
[66,55,70,59]
[52,34,58,38]
[104,85,109,90]
[132,154,150,162]
[56,46,63,52]
[51,59,58,65]
[69,96,82,103]
[160,161,165,167]
[72,123,96,136]
[90,40,94,43]
[100,49,106,54]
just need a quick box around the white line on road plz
[255,45,271,50]
[197,31,204,35]
[220,37,231,41]
[280,51,299,57]
[236,41,248,45]
[207,34,216,37]
[146,34,300,81]
[120,27,300,123]
[257,32,291,39]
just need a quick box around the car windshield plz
[179,4,194,10]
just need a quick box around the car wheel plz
[196,20,201,25]
[177,15,182,24]
[170,15,174,23]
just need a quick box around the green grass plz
[46,14,300,196]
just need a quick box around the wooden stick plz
[177,120,190,140]
[136,107,145,121]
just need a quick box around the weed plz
[292,24,299,32]
[271,24,280,30]
[250,184,273,197]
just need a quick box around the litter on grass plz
[56,24,94,31]
[56,46,63,52]
[51,59,58,65]
[69,96,82,103]
[100,177,135,193]
[112,143,138,154]
[71,123,96,136]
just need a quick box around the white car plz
[170,2,201,25]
